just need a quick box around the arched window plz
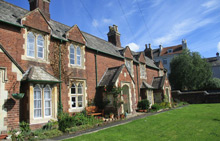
[70,45,75,65]
[27,32,35,57]
[76,47,81,66]
[37,35,44,58]
[71,83,76,108]
[34,85,42,118]
[44,85,51,117]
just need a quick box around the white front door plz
[0,70,8,133]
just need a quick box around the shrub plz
[19,121,31,134]
[151,104,161,111]
[159,102,170,108]
[138,99,150,110]
[43,120,58,130]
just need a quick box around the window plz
[37,35,44,58]
[27,32,35,57]
[70,45,75,65]
[140,64,146,78]
[34,85,42,118]
[163,58,167,65]
[167,49,173,53]
[70,82,84,109]
[125,59,132,74]
[69,44,82,66]
[77,47,81,66]
[44,85,51,117]
[34,85,53,118]
[27,32,45,59]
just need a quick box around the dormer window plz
[167,49,173,53]
[69,44,82,66]
[27,32,45,59]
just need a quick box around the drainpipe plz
[136,65,140,100]
[95,51,98,87]
[58,40,63,113]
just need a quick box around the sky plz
[5,0,220,58]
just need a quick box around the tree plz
[169,49,212,90]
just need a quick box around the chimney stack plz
[159,44,163,52]
[144,43,153,59]
[29,0,50,20]
[107,25,121,48]
[182,39,187,49]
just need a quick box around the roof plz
[98,65,124,87]
[21,66,60,82]
[153,45,183,57]
[153,49,160,58]
[207,57,220,67]
[152,76,166,89]
[145,56,159,70]
[140,82,155,89]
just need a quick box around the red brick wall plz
[85,49,124,101]
[67,26,86,45]
[146,67,159,85]
[124,48,133,59]
[0,52,20,132]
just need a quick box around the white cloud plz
[202,0,220,14]
[92,19,98,27]
[127,42,140,51]
[218,42,220,52]
[153,18,214,45]
[102,18,112,24]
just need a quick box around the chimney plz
[182,39,187,49]
[217,52,219,60]
[144,43,153,59]
[159,44,163,52]
[107,25,121,48]
[29,0,50,20]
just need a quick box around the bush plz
[138,99,150,110]
[43,120,58,130]
[159,102,170,108]
[151,104,161,111]
[19,121,31,134]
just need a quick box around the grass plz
[65,104,220,141]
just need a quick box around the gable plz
[139,52,146,64]
[124,47,133,59]
[66,25,86,45]
[21,9,51,33]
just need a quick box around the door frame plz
[121,82,132,114]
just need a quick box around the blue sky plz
[5,0,220,58]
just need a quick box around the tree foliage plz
[169,49,212,90]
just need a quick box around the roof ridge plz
[1,0,29,12]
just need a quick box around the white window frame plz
[34,85,42,119]
[76,46,81,66]
[27,32,35,58]
[167,49,173,53]
[70,82,84,109]
[27,32,45,59]
[37,35,44,59]
[44,85,52,117]
[70,44,75,65]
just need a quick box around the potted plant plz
[137,99,150,112]
[12,93,24,100]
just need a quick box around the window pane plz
[78,83,82,94]
[72,97,76,107]
[27,32,35,57]
[71,84,76,94]
[70,54,75,59]
[78,96,83,107]
[70,45,75,54]
[76,47,81,65]
[45,108,51,116]
[45,101,50,107]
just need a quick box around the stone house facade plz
[0,0,171,133]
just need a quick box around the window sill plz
[68,107,84,113]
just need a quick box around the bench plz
[86,106,104,116]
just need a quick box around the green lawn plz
[65,104,220,141]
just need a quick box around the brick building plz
[0,0,171,133]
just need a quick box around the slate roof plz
[152,76,166,89]
[207,57,220,67]
[0,0,159,67]
[145,56,159,70]
[98,65,124,87]
[21,66,60,82]
[153,49,160,58]
[140,82,155,89]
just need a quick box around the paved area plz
[46,107,185,141]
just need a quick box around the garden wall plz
[172,90,220,104]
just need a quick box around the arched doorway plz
[122,85,130,114]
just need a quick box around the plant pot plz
[12,93,24,100]
[0,134,7,139]
[120,114,125,119]
[110,114,114,119]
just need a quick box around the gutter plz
[21,80,61,83]
[0,20,24,28]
